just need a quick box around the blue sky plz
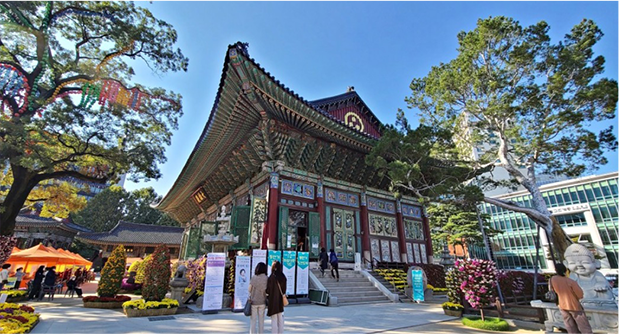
[124,1,619,197]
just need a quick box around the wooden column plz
[422,213,433,263]
[396,200,407,262]
[317,181,326,249]
[360,192,371,263]
[266,172,280,250]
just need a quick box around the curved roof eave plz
[156,42,382,215]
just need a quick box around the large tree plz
[370,17,617,260]
[0,2,188,235]
[71,185,177,232]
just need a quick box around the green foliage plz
[135,255,152,284]
[0,2,187,235]
[97,245,127,297]
[462,317,510,332]
[446,268,463,305]
[428,203,501,257]
[71,186,179,232]
[69,238,98,260]
[142,245,170,302]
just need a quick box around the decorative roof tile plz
[16,214,92,233]
[77,221,183,245]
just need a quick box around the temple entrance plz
[278,207,320,257]
[332,208,356,261]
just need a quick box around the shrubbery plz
[462,316,509,331]
[142,245,171,302]
[97,245,127,297]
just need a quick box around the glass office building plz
[478,172,618,275]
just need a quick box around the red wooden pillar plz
[317,181,326,249]
[360,192,371,263]
[396,200,407,263]
[266,172,280,250]
[422,212,433,262]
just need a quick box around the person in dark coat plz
[28,266,45,300]
[329,249,339,281]
[319,247,329,277]
[266,261,287,334]
[38,266,57,300]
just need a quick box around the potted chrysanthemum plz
[441,301,464,317]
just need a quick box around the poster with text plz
[411,269,425,301]
[267,250,281,276]
[203,253,226,311]
[234,256,251,311]
[296,252,309,295]
[282,251,296,295]
[251,249,267,278]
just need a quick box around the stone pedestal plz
[169,277,189,308]
[531,300,618,334]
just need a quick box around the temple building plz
[77,221,183,259]
[156,42,432,265]
[14,214,91,249]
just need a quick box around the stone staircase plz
[311,269,390,305]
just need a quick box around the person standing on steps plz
[329,249,339,282]
[549,263,593,334]
[319,247,329,277]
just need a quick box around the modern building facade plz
[156,43,432,266]
[478,172,618,275]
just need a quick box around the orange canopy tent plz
[7,244,91,275]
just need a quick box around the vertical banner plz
[282,251,297,295]
[233,256,251,311]
[251,249,267,278]
[296,252,309,295]
[267,250,281,277]
[411,269,425,301]
[203,253,226,311]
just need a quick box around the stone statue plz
[564,243,616,308]
[175,264,187,279]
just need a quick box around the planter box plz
[83,301,125,309]
[124,307,178,318]
[7,296,28,303]
[443,308,463,317]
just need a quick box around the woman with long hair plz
[266,261,287,334]
[248,262,268,334]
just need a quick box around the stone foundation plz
[530,300,618,334]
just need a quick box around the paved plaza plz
[24,279,544,334]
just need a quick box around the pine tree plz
[97,245,127,297]
[142,245,171,302]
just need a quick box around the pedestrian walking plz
[266,261,287,334]
[248,262,268,334]
[13,267,24,290]
[549,263,593,334]
[319,247,328,277]
[329,249,339,281]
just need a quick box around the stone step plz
[322,286,378,293]
[337,295,391,304]
[317,277,369,283]
[328,291,385,298]
[337,299,392,306]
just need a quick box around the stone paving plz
[23,278,544,334]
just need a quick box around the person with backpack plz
[329,249,339,282]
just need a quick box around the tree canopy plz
[0,2,188,235]
[71,185,177,232]
[368,16,617,259]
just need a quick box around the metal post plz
[532,225,541,299]
[475,203,504,304]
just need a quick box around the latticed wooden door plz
[332,208,356,261]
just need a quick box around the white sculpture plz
[564,243,616,308]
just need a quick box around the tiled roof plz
[16,214,91,233]
[77,221,183,245]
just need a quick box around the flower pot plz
[124,307,178,318]
[83,301,125,309]
[443,308,463,317]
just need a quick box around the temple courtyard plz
[25,278,544,334]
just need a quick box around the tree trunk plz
[0,165,40,236]
[549,216,571,263]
